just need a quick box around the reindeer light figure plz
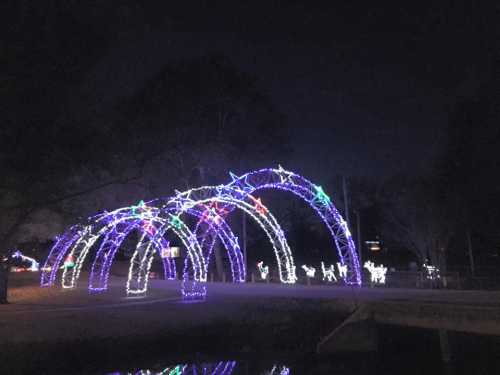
[337,262,348,280]
[423,264,440,280]
[301,265,316,278]
[321,262,337,282]
[257,261,269,280]
[364,261,387,284]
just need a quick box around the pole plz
[466,227,475,276]
[342,176,350,227]
[242,211,247,280]
[355,210,362,267]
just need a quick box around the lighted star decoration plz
[277,164,295,184]
[142,221,156,235]
[63,254,75,268]
[208,200,229,216]
[251,197,268,215]
[131,199,146,217]
[314,185,331,205]
[169,215,183,230]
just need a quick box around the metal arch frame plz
[125,205,246,295]
[224,166,361,285]
[163,186,297,284]
[60,216,175,290]
[40,225,85,287]
[129,188,297,298]
[83,210,206,294]
[43,208,206,292]
[88,218,172,292]
[41,165,359,300]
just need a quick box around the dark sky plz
[66,2,494,180]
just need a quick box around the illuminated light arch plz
[59,216,173,290]
[127,205,245,294]
[161,187,297,285]
[41,166,359,299]
[124,204,246,295]
[40,225,86,287]
[41,208,206,292]
[88,219,173,292]
[76,209,205,293]
[224,166,361,285]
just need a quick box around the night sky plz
[2,2,499,268]
[66,2,495,180]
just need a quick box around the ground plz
[2,272,500,373]
[3,271,500,344]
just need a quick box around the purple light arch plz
[41,166,360,299]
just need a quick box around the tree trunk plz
[0,257,10,304]
[213,240,224,281]
[466,227,475,276]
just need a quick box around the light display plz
[251,196,268,215]
[313,185,331,205]
[11,250,39,271]
[167,187,296,285]
[41,166,359,299]
[363,261,387,284]
[337,262,347,279]
[270,365,291,375]
[41,227,82,287]
[224,167,360,285]
[321,262,337,282]
[423,263,440,280]
[257,261,269,280]
[63,255,74,268]
[110,361,286,375]
[301,264,316,278]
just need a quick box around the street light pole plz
[355,210,362,267]
[242,211,247,280]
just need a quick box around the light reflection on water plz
[107,361,290,375]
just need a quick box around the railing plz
[195,269,500,291]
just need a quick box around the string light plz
[321,262,337,282]
[313,185,331,205]
[363,261,387,284]
[41,165,360,299]
[11,250,39,271]
[301,264,316,278]
[225,167,360,285]
[423,263,440,280]
[270,365,291,375]
[257,261,269,280]
[337,262,347,279]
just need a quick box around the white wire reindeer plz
[337,262,348,280]
[257,261,269,280]
[301,264,316,278]
[321,262,337,282]
[364,261,387,284]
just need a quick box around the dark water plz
[3,323,499,374]
[100,326,500,375]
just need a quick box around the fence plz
[198,268,500,291]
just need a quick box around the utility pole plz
[242,211,247,280]
[466,227,475,276]
[354,210,362,266]
[342,176,350,227]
